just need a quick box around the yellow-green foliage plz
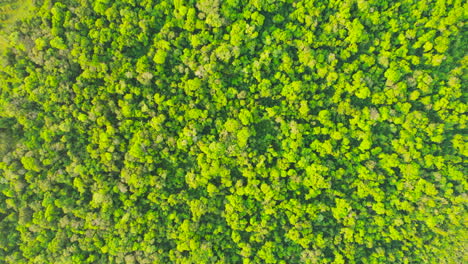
[0,0,466,263]
[0,0,34,53]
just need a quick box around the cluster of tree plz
[0,0,466,263]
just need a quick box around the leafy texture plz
[0,0,467,263]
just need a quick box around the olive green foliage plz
[0,121,18,157]
[0,0,467,263]
[0,0,35,52]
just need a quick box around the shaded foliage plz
[0,0,466,263]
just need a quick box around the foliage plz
[0,0,467,263]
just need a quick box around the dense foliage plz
[0,0,467,263]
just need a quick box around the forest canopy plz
[0,0,467,263]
